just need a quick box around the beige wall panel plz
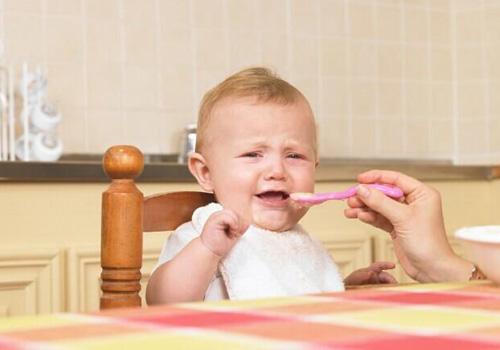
[0,248,63,317]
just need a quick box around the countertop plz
[0,154,499,182]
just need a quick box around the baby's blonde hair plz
[196,67,313,152]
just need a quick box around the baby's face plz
[202,96,317,232]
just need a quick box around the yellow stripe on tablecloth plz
[177,295,321,311]
[53,330,295,350]
[316,306,500,333]
[378,281,492,292]
[0,314,94,332]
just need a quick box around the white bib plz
[192,203,344,300]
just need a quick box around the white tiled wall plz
[1,0,499,164]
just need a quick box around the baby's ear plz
[188,152,214,192]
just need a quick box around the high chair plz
[100,145,214,309]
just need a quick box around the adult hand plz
[344,170,471,282]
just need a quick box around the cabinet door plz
[322,235,372,277]
[0,248,63,317]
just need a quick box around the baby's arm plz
[146,209,246,304]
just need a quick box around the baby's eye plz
[287,153,304,159]
[242,152,260,158]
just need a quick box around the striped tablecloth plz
[1,281,500,349]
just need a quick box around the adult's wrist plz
[425,254,472,282]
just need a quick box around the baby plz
[146,67,395,304]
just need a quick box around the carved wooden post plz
[100,145,144,309]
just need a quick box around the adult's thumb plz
[356,185,405,223]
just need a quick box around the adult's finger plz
[356,185,408,225]
[357,169,422,196]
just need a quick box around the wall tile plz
[194,29,228,72]
[351,118,377,157]
[122,65,158,109]
[350,80,376,116]
[456,10,483,44]
[428,119,453,156]
[431,47,452,81]
[376,5,402,42]
[228,29,261,71]
[430,82,452,118]
[158,0,191,29]
[378,81,402,117]
[124,21,156,65]
[321,36,347,78]
[86,63,122,109]
[290,0,318,36]
[46,0,82,15]
[291,35,318,77]
[457,82,487,118]
[260,0,287,35]
[4,0,42,13]
[404,45,429,80]
[321,78,348,115]
[378,118,405,158]
[192,0,226,29]
[319,116,351,157]
[123,110,162,153]
[86,109,125,153]
[46,16,83,63]
[378,43,403,79]
[429,11,450,45]
[0,0,497,164]
[85,0,119,19]
[404,6,428,43]
[320,0,346,36]
[58,107,86,153]
[46,63,85,108]
[405,81,430,118]
[456,46,484,81]
[457,120,489,156]
[85,19,121,64]
[349,42,377,78]
[349,1,375,39]
[405,119,428,157]
[4,14,44,61]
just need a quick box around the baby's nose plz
[264,160,286,180]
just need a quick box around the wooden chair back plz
[100,145,214,310]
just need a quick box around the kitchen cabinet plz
[1,176,498,317]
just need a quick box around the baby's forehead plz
[211,95,313,120]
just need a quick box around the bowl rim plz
[455,225,500,243]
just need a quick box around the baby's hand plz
[199,209,248,258]
[343,261,397,286]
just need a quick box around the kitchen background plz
[1,0,499,164]
[2,0,500,317]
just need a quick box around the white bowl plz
[455,225,500,284]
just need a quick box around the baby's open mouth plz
[256,191,290,201]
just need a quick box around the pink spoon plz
[290,183,404,206]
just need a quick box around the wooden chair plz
[100,145,214,310]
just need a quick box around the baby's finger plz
[378,271,398,284]
[370,261,396,272]
[220,210,247,238]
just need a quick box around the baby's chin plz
[251,212,300,232]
